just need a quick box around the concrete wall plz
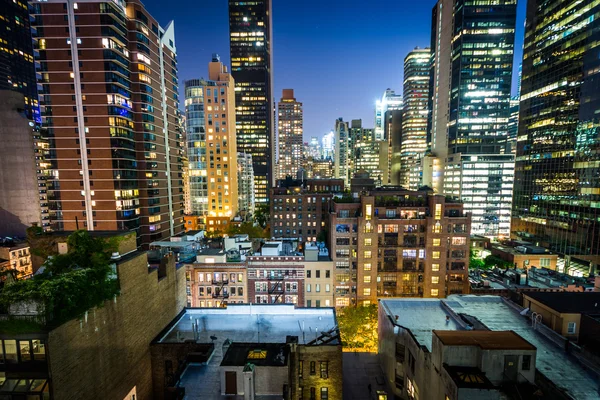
[0,91,41,236]
[523,296,581,339]
[48,253,186,400]
[305,261,335,307]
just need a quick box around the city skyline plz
[141,0,527,141]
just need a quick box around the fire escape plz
[212,274,230,305]
[267,270,286,303]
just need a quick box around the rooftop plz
[158,304,339,345]
[220,342,288,367]
[381,295,600,399]
[433,330,536,351]
[262,243,281,249]
[443,365,495,389]
[198,248,225,256]
[523,291,600,314]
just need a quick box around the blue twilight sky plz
[143,0,527,141]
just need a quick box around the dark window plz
[522,355,531,371]
[316,270,320,278]
[310,387,316,400]
[307,270,311,278]
[326,270,330,278]
[310,361,316,375]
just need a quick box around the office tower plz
[428,0,517,238]
[513,0,600,257]
[322,130,335,159]
[334,118,350,185]
[376,90,403,184]
[401,48,430,188]
[0,0,40,122]
[350,120,382,185]
[0,92,42,236]
[330,189,470,306]
[277,89,303,180]
[228,0,273,204]
[308,136,321,159]
[184,56,239,233]
[237,152,255,217]
[506,97,519,155]
[375,89,401,142]
[31,0,184,245]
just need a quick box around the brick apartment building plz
[330,188,471,306]
[247,255,306,305]
[185,262,247,307]
[271,179,344,243]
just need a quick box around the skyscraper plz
[334,118,350,185]
[0,0,40,122]
[237,152,255,217]
[512,0,600,257]
[31,0,184,245]
[401,48,430,188]
[428,0,517,237]
[185,56,239,233]
[228,0,273,204]
[277,89,303,180]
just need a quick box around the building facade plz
[271,179,344,243]
[330,189,471,306]
[237,152,255,217]
[304,260,335,308]
[277,89,303,180]
[184,56,239,233]
[0,243,33,279]
[228,0,273,204]
[428,0,517,238]
[185,262,247,307]
[247,256,306,305]
[512,0,600,258]
[31,0,184,245]
[401,48,430,188]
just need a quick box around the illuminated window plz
[431,289,439,297]
[433,222,442,233]
[364,238,372,246]
[363,288,371,296]
[433,238,441,246]
[247,350,267,359]
[435,204,442,219]
[364,263,372,271]
[364,251,372,259]
[365,204,372,220]
[364,276,371,283]
[432,264,440,272]
[432,276,439,284]
[451,237,466,246]
[432,251,440,259]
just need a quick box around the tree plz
[469,249,485,270]
[337,304,378,352]
[226,222,268,239]
[484,255,512,270]
[254,204,270,228]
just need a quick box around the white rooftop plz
[158,304,339,345]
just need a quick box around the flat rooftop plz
[221,342,288,367]
[198,248,225,255]
[158,304,339,345]
[433,330,536,350]
[380,299,462,351]
[381,295,600,399]
[262,243,281,249]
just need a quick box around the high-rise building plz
[512,0,600,258]
[350,120,383,186]
[428,0,517,238]
[277,89,303,180]
[31,0,184,246]
[0,0,40,122]
[184,56,239,233]
[330,189,470,307]
[322,130,335,160]
[506,96,519,155]
[228,0,273,204]
[375,89,401,142]
[401,48,430,188]
[333,118,350,185]
[237,152,255,217]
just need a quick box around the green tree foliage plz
[226,222,269,239]
[469,249,485,270]
[337,304,378,352]
[0,231,121,327]
[484,255,513,270]
[254,204,270,228]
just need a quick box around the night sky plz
[142,0,527,141]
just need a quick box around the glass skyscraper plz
[512,0,600,257]
[429,0,517,237]
[228,0,273,204]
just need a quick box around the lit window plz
[363,263,371,271]
[364,238,372,246]
[247,350,267,359]
[451,237,466,246]
[363,288,371,296]
[432,251,440,259]
[431,289,439,297]
[432,276,439,284]
[435,204,442,219]
[433,238,441,246]
[364,276,371,283]
[432,263,440,272]
[364,251,372,259]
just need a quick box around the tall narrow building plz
[512,0,600,258]
[401,48,430,188]
[184,56,239,233]
[228,0,273,204]
[334,118,350,185]
[31,0,184,246]
[277,89,303,180]
[428,0,517,238]
[238,152,255,218]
